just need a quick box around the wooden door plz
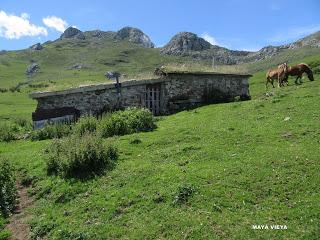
[145,84,161,115]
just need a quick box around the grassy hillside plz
[0,53,319,239]
[0,36,200,91]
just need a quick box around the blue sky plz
[0,0,319,51]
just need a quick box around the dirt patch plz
[6,182,33,240]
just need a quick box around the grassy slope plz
[0,54,319,239]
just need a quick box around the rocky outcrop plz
[26,63,40,76]
[60,27,85,40]
[285,31,320,49]
[30,43,43,50]
[114,27,154,48]
[161,31,320,64]
[161,32,211,55]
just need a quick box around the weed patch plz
[46,133,118,179]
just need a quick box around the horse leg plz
[299,74,303,84]
[295,76,299,85]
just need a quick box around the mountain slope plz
[0,54,319,239]
[0,27,319,93]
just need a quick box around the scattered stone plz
[114,27,154,48]
[265,92,274,97]
[154,66,167,77]
[30,43,43,50]
[25,63,40,76]
[284,117,291,121]
[68,64,84,70]
[63,211,71,216]
[282,132,293,139]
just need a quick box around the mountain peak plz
[114,27,154,48]
[60,27,85,40]
[161,32,211,55]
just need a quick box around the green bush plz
[172,185,195,205]
[99,108,156,138]
[30,123,71,141]
[0,123,18,142]
[0,88,8,93]
[73,116,98,136]
[0,229,11,240]
[0,157,17,216]
[13,117,32,130]
[46,133,118,179]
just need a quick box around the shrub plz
[46,133,118,179]
[0,123,18,142]
[172,185,195,205]
[0,157,17,216]
[30,123,71,141]
[13,117,32,130]
[0,88,8,93]
[73,116,98,136]
[99,108,156,138]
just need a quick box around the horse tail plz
[300,63,314,81]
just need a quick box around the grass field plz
[0,52,319,239]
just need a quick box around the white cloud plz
[21,13,30,19]
[267,25,320,43]
[201,32,218,45]
[42,16,68,32]
[0,10,47,39]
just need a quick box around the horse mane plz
[299,63,314,81]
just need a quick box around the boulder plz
[30,43,43,50]
[114,27,154,48]
[26,63,40,76]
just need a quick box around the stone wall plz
[30,72,251,126]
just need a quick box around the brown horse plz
[266,63,288,89]
[286,63,314,84]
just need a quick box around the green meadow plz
[0,52,319,239]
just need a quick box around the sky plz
[0,0,319,51]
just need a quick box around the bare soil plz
[6,182,32,240]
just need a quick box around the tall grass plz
[46,133,118,179]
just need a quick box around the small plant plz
[13,117,32,130]
[129,138,142,144]
[73,116,98,136]
[45,133,118,179]
[0,157,17,217]
[0,123,18,142]
[172,185,195,205]
[30,123,71,141]
[99,108,156,138]
[0,88,8,93]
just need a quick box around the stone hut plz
[30,72,251,128]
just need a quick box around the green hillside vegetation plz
[0,52,319,239]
